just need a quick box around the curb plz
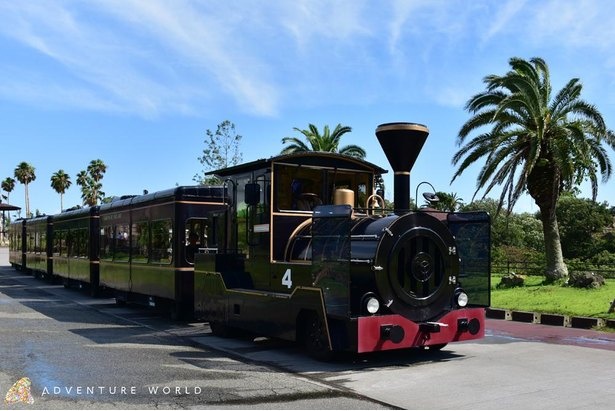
[486,308,615,330]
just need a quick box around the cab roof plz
[208,152,388,178]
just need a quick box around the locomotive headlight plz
[362,293,380,315]
[456,290,469,307]
[366,297,380,314]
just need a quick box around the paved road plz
[195,322,615,409]
[2,247,615,409]
[0,252,387,409]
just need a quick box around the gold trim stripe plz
[376,123,429,133]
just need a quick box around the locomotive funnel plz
[376,122,429,212]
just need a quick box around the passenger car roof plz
[208,152,388,177]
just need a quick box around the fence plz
[492,260,615,279]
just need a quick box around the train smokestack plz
[375,122,429,212]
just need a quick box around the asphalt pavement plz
[0,248,389,409]
[3,246,615,409]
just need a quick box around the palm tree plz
[281,123,366,159]
[76,170,88,187]
[2,177,15,203]
[88,159,107,205]
[76,161,107,207]
[75,170,88,205]
[14,162,36,218]
[451,57,615,282]
[431,192,464,212]
[1,177,16,244]
[50,170,72,212]
[87,159,107,183]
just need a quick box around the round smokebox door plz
[374,213,459,319]
[388,228,447,303]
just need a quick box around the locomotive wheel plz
[304,313,332,361]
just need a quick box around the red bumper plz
[357,308,485,353]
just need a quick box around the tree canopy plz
[76,159,107,206]
[50,169,72,212]
[194,120,243,185]
[281,123,366,159]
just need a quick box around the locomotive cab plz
[194,123,491,358]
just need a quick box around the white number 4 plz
[282,269,293,289]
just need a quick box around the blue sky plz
[2,0,615,216]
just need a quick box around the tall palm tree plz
[281,123,366,159]
[76,170,90,205]
[2,177,15,203]
[76,170,94,207]
[451,57,615,282]
[50,170,72,212]
[14,162,36,218]
[87,159,107,183]
[1,177,16,244]
[76,161,106,207]
[76,170,88,187]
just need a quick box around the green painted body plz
[24,216,53,277]
[52,207,99,289]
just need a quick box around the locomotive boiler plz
[194,122,491,358]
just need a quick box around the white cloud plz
[481,0,527,44]
[0,1,282,117]
[98,0,283,116]
[279,0,372,47]
[528,0,615,49]
[1,1,615,119]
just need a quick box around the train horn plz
[375,122,429,213]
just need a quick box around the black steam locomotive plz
[193,122,490,357]
[8,122,490,359]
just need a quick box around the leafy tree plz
[2,177,15,203]
[510,213,544,253]
[76,159,107,206]
[14,162,36,217]
[50,169,72,212]
[555,195,612,259]
[281,123,366,159]
[194,120,243,185]
[588,250,615,267]
[452,57,615,282]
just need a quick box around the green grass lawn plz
[491,274,615,319]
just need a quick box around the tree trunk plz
[537,205,568,282]
[527,157,568,282]
[24,183,30,218]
